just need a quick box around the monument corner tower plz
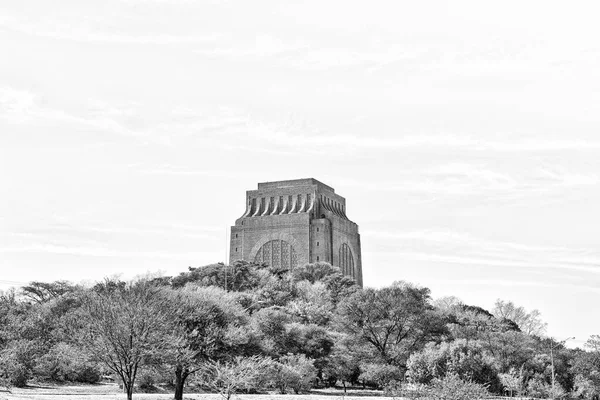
[229,178,362,286]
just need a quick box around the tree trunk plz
[125,382,134,400]
[174,365,188,400]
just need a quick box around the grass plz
[1,383,392,400]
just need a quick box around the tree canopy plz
[0,263,596,400]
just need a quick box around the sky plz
[1,0,599,347]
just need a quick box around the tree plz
[424,373,490,400]
[166,286,251,400]
[33,342,101,383]
[526,374,566,399]
[268,354,318,394]
[433,296,463,314]
[492,299,547,336]
[445,303,520,346]
[172,261,262,292]
[386,372,490,400]
[285,281,333,326]
[20,281,78,305]
[197,356,271,400]
[359,363,403,389]
[479,330,536,373]
[322,271,359,307]
[572,335,600,399]
[336,281,447,369]
[291,262,340,284]
[78,279,173,400]
[322,343,361,390]
[406,340,501,393]
[0,342,31,388]
[499,368,523,397]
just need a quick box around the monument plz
[229,178,362,286]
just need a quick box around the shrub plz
[573,374,600,400]
[33,343,101,383]
[282,354,317,394]
[266,354,317,394]
[406,340,501,392]
[387,373,490,400]
[359,363,403,389]
[498,368,523,396]
[137,370,158,393]
[0,360,28,388]
[197,356,272,400]
[526,375,566,399]
[76,365,102,384]
[425,373,490,400]
[0,347,31,388]
[384,381,427,400]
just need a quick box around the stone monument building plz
[229,178,363,286]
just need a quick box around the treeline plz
[0,261,599,400]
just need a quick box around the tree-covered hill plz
[1,261,598,400]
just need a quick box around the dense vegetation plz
[0,261,598,400]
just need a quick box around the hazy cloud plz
[366,229,600,276]
[0,13,221,44]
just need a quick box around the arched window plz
[254,240,298,269]
[338,243,355,278]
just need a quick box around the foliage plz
[165,286,252,400]
[291,262,340,284]
[33,342,100,383]
[386,373,489,400]
[172,261,263,292]
[322,343,361,388]
[267,354,318,394]
[446,303,520,344]
[526,374,566,399]
[573,374,600,400]
[0,349,28,388]
[285,281,333,325]
[136,369,162,393]
[406,339,501,392]
[359,363,403,388]
[336,281,447,368]
[478,330,537,373]
[0,340,37,387]
[423,373,490,400]
[1,263,596,400]
[20,281,79,305]
[571,335,600,399]
[492,299,547,336]
[196,356,271,400]
[498,368,523,396]
[78,279,175,400]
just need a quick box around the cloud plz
[204,110,600,153]
[152,105,600,154]
[0,14,221,45]
[438,278,600,294]
[0,87,168,145]
[0,86,37,115]
[2,222,223,243]
[0,279,27,287]
[0,242,217,261]
[137,164,252,178]
[195,34,308,58]
[338,162,597,197]
[7,89,597,158]
[365,229,600,276]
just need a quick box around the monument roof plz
[257,178,335,193]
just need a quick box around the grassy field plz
[0,384,390,400]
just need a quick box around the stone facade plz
[230,178,363,286]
